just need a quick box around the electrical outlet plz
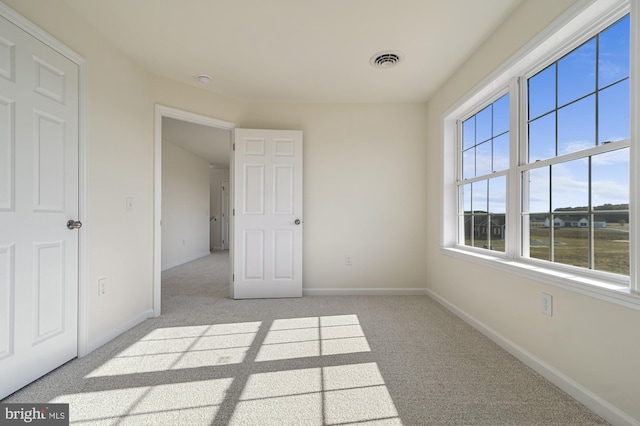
[99,278,107,296]
[541,292,552,316]
[345,254,353,266]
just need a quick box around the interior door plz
[221,180,229,250]
[233,129,303,299]
[0,15,79,399]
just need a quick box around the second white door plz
[233,129,303,299]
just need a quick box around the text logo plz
[0,404,68,426]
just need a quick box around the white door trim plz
[0,2,89,357]
[153,104,236,316]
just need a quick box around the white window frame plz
[441,0,640,310]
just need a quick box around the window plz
[522,15,630,275]
[446,0,636,298]
[459,94,509,252]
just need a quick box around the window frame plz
[442,0,640,308]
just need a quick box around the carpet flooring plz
[2,252,608,425]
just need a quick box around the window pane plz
[552,158,588,211]
[592,148,629,208]
[462,147,474,180]
[528,214,550,261]
[462,183,472,213]
[489,176,506,214]
[476,105,492,143]
[473,214,489,249]
[593,212,629,275]
[528,64,556,120]
[527,167,550,213]
[552,214,589,268]
[598,15,630,89]
[493,133,509,172]
[472,180,487,213]
[476,141,492,176]
[558,38,596,106]
[598,79,629,144]
[529,112,555,162]
[489,214,506,252]
[462,116,475,150]
[557,95,595,155]
[493,93,509,136]
[464,214,472,246]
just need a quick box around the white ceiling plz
[62,0,525,103]
[162,117,231,168]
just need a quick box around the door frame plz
[221,180,230,250]
[153,105,236,316]
[0,4,89,356]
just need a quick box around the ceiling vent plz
[370,51,404,68]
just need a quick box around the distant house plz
[574,218,607,228]
[464,215,506,239]
[544,217,565,228]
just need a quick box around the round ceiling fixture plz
[196,74,212,84]
[370,50,404,68]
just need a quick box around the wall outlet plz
[99,278,107,296]
[345,254,353,266]
[541,292,552,316]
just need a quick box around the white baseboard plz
[303,287,428,296]
[161,251,210,271]
[425,289,639,426]
[84,309,153,355]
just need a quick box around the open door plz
[232,129,303,299]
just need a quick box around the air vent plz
[370,51,404,68]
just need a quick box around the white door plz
[0,15,79,399]
[221,180,229,250]
[233,129,303,299]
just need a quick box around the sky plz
[462,14,630,215]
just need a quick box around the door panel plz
[0,245,13,360]
[0,97,12,210]
[233,129,302,299]
[221,181,229,250]
[0,15,79,399]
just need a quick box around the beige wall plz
[425,0,640,421]
[161,141,210,269]
[240,102,429,291]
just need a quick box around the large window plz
[523,15,630,275]
[451,1,634,293]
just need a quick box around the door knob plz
[294,219,301,225]
[67,220,82,230]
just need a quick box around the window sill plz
[440,246,640,311]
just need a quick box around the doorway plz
[154,105,236,316]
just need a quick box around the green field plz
[465,224,630,275]
[529,224,629,275]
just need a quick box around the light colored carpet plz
[2,252,608,425]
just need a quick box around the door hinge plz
[233,209,235,216]
[232,274,235,282]
[233,143,236,151]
